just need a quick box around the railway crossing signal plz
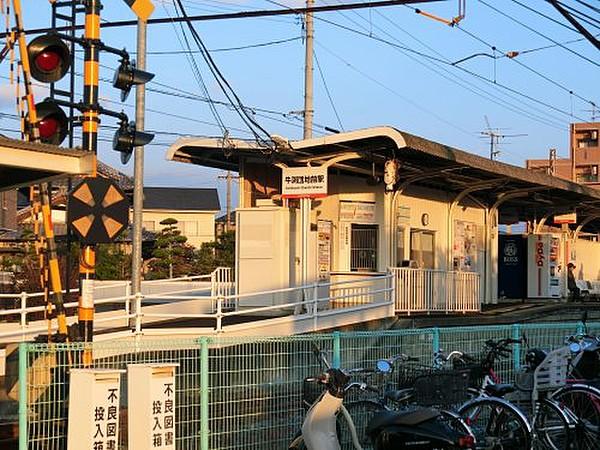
[27,100,69,145]
[67,177,130,244]
[113,120,154,164]
[27,34,71,83]
[113,59,154,101]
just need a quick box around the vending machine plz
[527,234,563,299]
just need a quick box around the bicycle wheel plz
[533,399,572,450]
[551,384,600,450]
[340,399,386,449]
[457,397,532,450]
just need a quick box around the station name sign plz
[281,166,328,199]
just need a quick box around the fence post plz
[18,343,28,450]
[125,282,131,327]
[432,327,440,355]
[200,337,209,450]
[216,296,223,332]
[20,292,27,329]
[512,323,521,371]
[135,292,143,334]
[577,321,585,335]
[332,331,341,369]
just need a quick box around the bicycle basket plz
[452,360,485,389]
[398,366,470,408]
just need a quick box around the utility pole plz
[131,18,147,311]
[303,0,314,140]
[300,0,314,290]
[217,171,240,232]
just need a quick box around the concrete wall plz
[574,238,600,281]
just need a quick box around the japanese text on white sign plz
[281,166,328,199]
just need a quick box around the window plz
[181,221,198,236]
[576,130,599,148]
[142,221,155,231]
[410,230,435,269]
[350,224,378,272]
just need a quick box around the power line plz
[508,0,579,33]
[0,0,445,38]
[132,36,302,54]
[368,10,568,129]
[343,7,567,129]
[308,7,589,124]
[451,24,598,109]
[314,41,475,136]
[574,0,600,15]
[174,0,273,147]
[163,1,228,134]
[313,50,344,131]
[546,0,600,51]
[480,0,600,68]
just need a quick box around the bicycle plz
[437,338,569,450]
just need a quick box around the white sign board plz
[67,369,124,450]
[128,364,178,450]
[281,166,328,198]
[339,201,376,223]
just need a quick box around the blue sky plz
[2,0,598,210]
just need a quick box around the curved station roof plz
[167,126,600,233]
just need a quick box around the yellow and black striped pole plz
[12,0,69,339]
[79,0,101,356]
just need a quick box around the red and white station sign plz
[281,166,328,199]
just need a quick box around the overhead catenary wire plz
[346,7,568,130]
[321,8,593,123]
[554,1,600,29]
[331,5,567,130]
[298,4,587,126]
[480,0,600,68]
[453,24,598,109]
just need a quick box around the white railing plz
[391,267,480,314]
[0,270,394,341]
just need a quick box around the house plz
[139,187,220,248]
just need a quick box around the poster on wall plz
[339,201,376,223]
[454,220,479,271]
[317,220,332,282]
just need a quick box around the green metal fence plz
[17,321,594,450]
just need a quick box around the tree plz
[147,218,195,279]
[95,244,131,280]
[193,231,235,274]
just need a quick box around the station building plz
[168,126,600,313]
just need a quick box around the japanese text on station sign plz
[281,166,328,199]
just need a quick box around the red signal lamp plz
[26,100,69,146]
[27,34,71,83]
